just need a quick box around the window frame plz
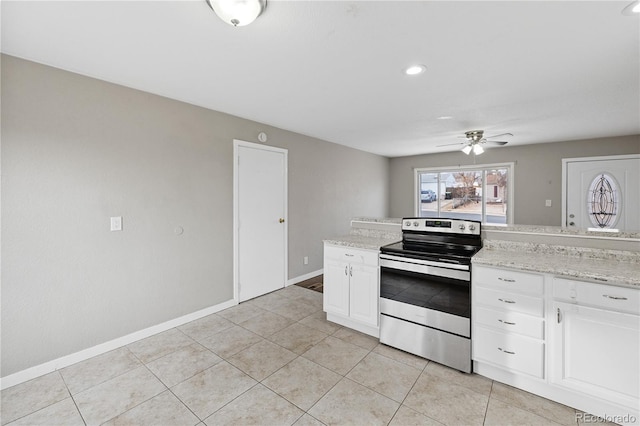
[413,162,515,225]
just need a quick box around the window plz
[415,163,514,225]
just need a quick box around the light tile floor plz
[2,285,589,426]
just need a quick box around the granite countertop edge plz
[473,248,640,288]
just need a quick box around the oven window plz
[380,267,470,318]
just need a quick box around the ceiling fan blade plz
[484,132,513,140]
[437,142,466,147]
[485,141,509,145]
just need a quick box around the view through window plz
[416,165,513,224]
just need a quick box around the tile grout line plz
[482,379,495,425]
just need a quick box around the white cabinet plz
[472,265,640,425]
[551,279,639,414]
[323,244,380,337]
[472,265,546,379]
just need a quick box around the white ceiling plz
[2,1,639,157]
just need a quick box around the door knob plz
[279,218,285,223]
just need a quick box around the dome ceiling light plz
[622,1,640,15]
[206,0,266,27]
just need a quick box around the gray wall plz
[389,135,640,225]
[1,55,389,377]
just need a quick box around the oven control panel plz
[402,218,481,235]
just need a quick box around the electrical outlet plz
[545,199,552,207]
[110,216,123,231]
[303,256,309,265]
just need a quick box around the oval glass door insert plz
[587,173,619,229]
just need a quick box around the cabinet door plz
[551,301,640,409]
[349,263,379,327]
[323,258,350,317]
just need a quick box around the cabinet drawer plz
[473,266,543,295]
[474,306,544,339]
[474,286,544,317]
[553,278,639,314]
[473,326,544,378]
[324,244,379,266]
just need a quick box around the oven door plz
[379,254,471,337]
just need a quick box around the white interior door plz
[235,141,287,302]
[564,155,640,231]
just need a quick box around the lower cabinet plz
[472,266,640,426]
[323,243,379,336]
[472,265,546,379]
[551,279,639,418]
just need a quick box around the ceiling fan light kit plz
[438,130,513,155]
[206,0,266,27]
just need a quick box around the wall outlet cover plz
[110,216,123,231]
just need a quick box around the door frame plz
[233,139,288,303]
[561,154,639,228]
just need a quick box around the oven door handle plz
[380,257,470,282]
[379,254,470,271]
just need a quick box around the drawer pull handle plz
[345,266,348,276]
[349,266,353,277]
[498,319,516,325]
[498,347,516,355]
[345,254,354,257]
[498,277,516,283]
[603,294,627,301]
[498,298,516,304]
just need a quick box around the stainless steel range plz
[379,218,482,373]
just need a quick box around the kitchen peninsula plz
[472,224,639,426]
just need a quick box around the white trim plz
[0,298,237,390]
[286,268,324,286]
[233,140,289,303]
[413,162,515,225]
[561,154,640,228]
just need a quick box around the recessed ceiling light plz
[622,0,640,15]
[437,116,453,120]
[404,65,426,76]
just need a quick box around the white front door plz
[564,155,640,231]
[235,140,287,302]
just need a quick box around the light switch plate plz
[545,199,552,207]
[110,216,122,231]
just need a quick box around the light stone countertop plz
[473,244,640,288]
[323,234,401,251]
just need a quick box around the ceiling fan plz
[439,130,513,155]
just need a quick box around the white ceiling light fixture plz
[206,0,266,27]
[461,141,484,155]
[622,1,640,15]
[404,64,426,76]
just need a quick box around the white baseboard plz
[286,269,323,286]
[0,298,237,390]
